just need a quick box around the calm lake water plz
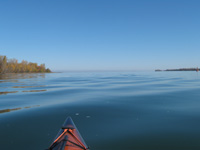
[0,71,200,150]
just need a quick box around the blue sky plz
[0,0,200,71]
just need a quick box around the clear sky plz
[0,0,200,71]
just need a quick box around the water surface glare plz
[0,71,200,150]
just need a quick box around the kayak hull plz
[48,117,89,150]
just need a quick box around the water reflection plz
[0,91,18,95]
[0,73,45,80]
[22,89,47,93]
[0,107,21,113]
[0,105,40,114]
[0,73,47,95]
[12,85,45,88]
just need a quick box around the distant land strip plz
[0,55,51,74]
[155,68,199,72]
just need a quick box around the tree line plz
[0,55,51,74]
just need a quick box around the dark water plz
[0,72,200,150]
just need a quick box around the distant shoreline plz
[0,72,53,75]
[155,68,199,72]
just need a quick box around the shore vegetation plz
[0,55,51,74]
[155,68,199,72]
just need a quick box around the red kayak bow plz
[48,117,89,150]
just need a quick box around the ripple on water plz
[0,72,200,150]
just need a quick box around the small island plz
[0,55,51,74]
[155,68,199,72]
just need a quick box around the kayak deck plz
[48,117,89,150]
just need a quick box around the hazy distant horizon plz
[52,69,155,72]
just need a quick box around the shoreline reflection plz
[0,91,18,95]
[0,105,40,114]
[0,73,47,95]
